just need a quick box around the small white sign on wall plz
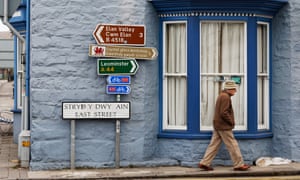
[62,102,130,120]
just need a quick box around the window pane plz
[257,23,270,130]
[163,22,187,130]
[200,21,246,130]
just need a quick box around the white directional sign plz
[62,102,131,120]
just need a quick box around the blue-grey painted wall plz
[30,0,159,170]
[29,0,299,170]
[272,0,300,162]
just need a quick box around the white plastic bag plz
[255,157,292,167]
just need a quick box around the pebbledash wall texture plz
[272,0,300,161]
[29,0,300,170]
[30,0,160,170]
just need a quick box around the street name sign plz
[93,24,145,46]
[89,44,158,60]
[107,75,131,85]
[106,85,131,95]
[62,102,131,120]
[97,59,139,75]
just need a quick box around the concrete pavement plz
[0,135,27,179]
[26,163,300,179]
[1,80,300,179]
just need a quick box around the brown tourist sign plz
[93,24,145,46]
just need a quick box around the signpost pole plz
[70,120,75,170]
[115,94,121,168]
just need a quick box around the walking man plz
[199,80,250,171]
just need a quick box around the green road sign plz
[97,59,139,75]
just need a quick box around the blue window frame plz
[151,0,288,139]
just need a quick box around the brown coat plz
[213,91,235,130]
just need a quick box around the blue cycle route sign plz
[106,85,131,95]
[107,75,131,85]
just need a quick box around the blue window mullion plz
[269,21,273,132]
[247,17,258,133]
[187,16,200,134]
[158,19,164,134]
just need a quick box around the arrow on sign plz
[130,60,137,73]
[93,24,145,46]
[97,59,139,75]
[97,26,105,43]
[89,44,158,60]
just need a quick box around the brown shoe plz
[234,164,250,171]
[198,163,214,171]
